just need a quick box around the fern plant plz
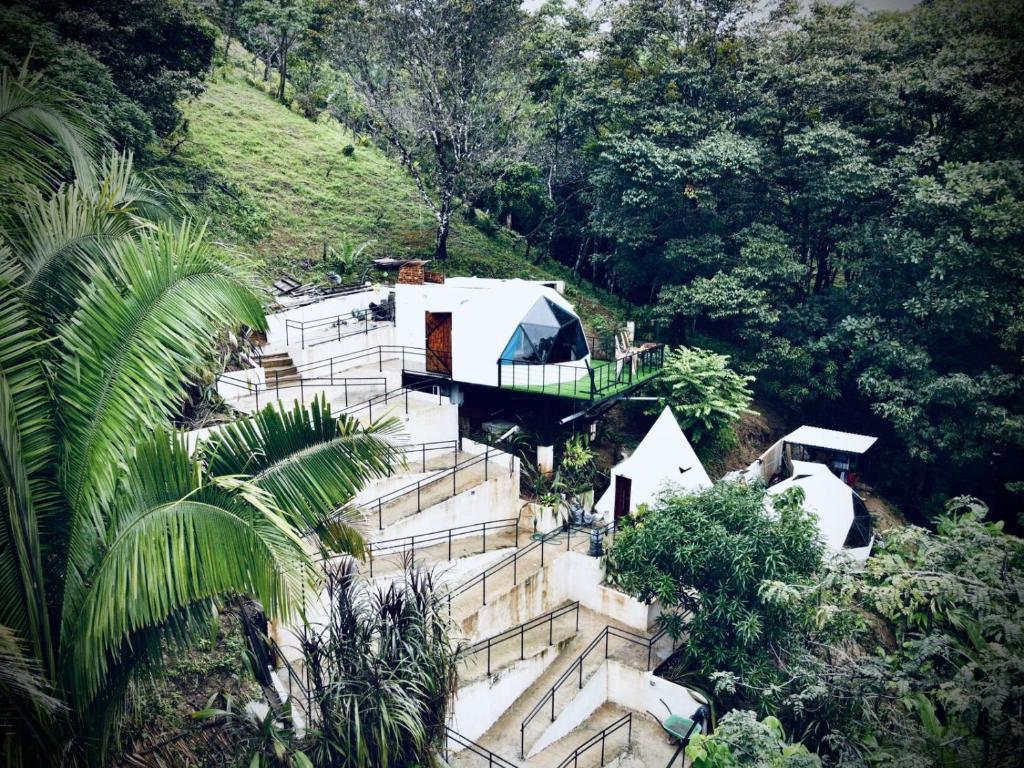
[649,346,756,443]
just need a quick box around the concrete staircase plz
[259,351,300,387]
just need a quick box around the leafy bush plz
[649,346,755,443]
[687,711,820,768]
[605,482,823,692]
[301,559,461,768]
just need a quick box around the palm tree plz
[0,68,403,764]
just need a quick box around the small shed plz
[783,426,877,486]
[594,407,712,522]
[394,277,591,387]
[767,461,874,563]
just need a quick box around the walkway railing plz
[446,517,619,613]
[344,444,514,530]
[364,518,519,577]
[519,624,669,757]
[293,344,427,375]
[446,524,569,610]
[217,371,388,411]
[464,601,580,677]
[335,377,444,422]
[284,304,394,349]
[555,713,633,768]
[497,344,665,400]
[443,727,518,768]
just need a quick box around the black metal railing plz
[293,344,427,376]
[464,601,580,677]
[267,637,311,706]
[284,304,395,349]
[555,713,633,768]
[363,518,520,577]
[497,344,664,400]
[443,727,518,768]
[447,525,565,610]
[216,371,388,411]
[447,519,618,613]
[519,624,669,757]
[342,444,514,530]
[335,377,444,422]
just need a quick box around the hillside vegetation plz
[160,47,622,325]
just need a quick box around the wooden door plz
[613,475,632,523]
[425,311,452,375]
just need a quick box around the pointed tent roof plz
[595,407,712,517]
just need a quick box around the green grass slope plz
[162,51,622,324]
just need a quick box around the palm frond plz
[0,623,65,764]
[0,66,96,194]
[201,396,405,556]
[5,152,169,321]
[0,249,59,679]
[56,221,265,649]
[65,430,311,706]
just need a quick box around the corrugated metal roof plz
[784,426,877,455]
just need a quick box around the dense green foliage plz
[650,346,755,443]
[608,486,1023,767]
[0,0,217,154]
[299,560,461,768]
[0,69,400,765]
[687,711,820,768]
[517,0,1024,520]
[752,498,1024,767]
[605,482,824,688]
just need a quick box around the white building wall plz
[395,279,591,388]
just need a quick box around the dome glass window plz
[500,298,590,364]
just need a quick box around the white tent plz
[394,277,591,388]
[767,460,873,562]
[594,407,712,521]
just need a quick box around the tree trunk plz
[222,6,235,60]
[434,208,451,260]
[277,32,288,103]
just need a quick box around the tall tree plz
[333,0,528,259]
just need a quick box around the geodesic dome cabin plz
[500,297,589,364]
[394,277,592,388]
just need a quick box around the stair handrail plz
[554,712,633,768]
[446,518,616,611]
[362,518,520,577]
[442,727,518,768]
[292,344,427,375]
[341,444,514,530]
[463,601,580,677]
[518,623,671,758]
[446,523,567,608]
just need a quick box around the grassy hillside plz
[161,49,623,325]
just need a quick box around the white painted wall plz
[462,550,656,641]
[527,659,707,758]
[395,278,590,388]
[606,659,706,724]
[371,465,521,542]
[451,642,566,744]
